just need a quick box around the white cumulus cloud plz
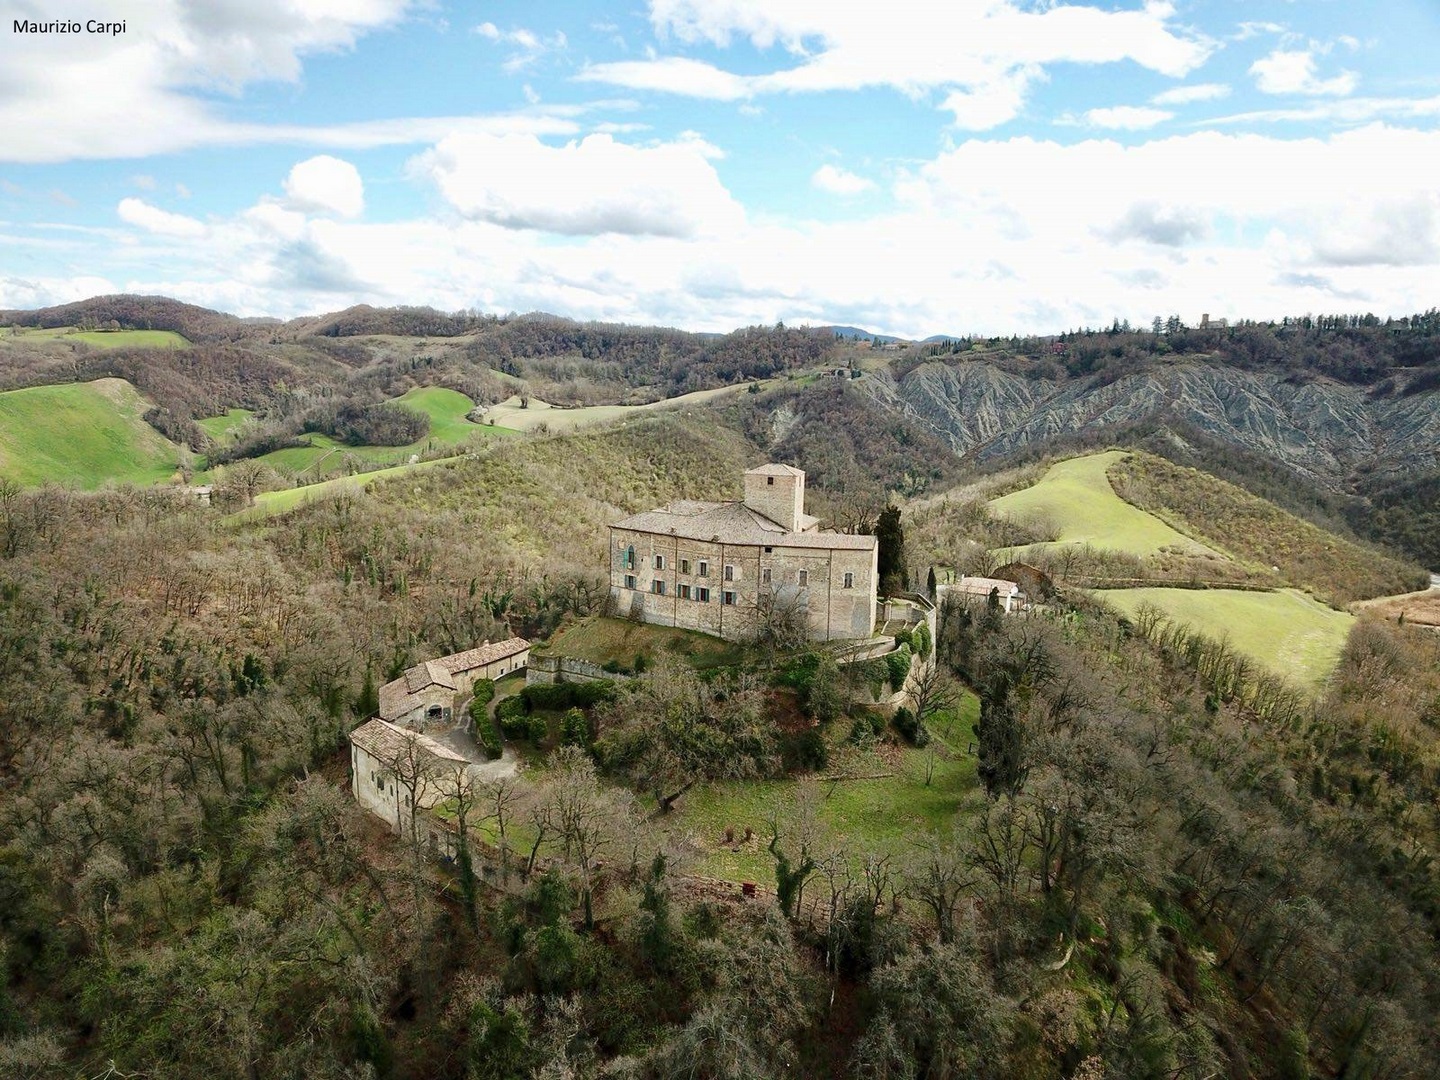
[1251,49,1359,97]
[283,156,365,218]
[812,165,875,195]
[416,133,743,237]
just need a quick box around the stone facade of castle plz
[608,464,878,642]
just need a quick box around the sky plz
[1,0,1438,337]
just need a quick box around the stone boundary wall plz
[526,653,612,685]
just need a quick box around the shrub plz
[496,696,529,739]
[522,683,573,711]
[471,678,495,709]
[893,706,930,748]
[893,628,914,650]
[913,622,932,661]
[560,707,590,748]
[572,680,617,708]
[885,643,912,690]
[527,714,549,746]
[781,727,829,773]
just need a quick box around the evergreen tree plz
[873,504,908,593]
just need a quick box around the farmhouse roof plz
[349,718,468,765]
[437,638,531,675]
[378,639,532,721]
[611,500,875,550]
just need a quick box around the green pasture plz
[247,386,520,478]
[3,326,188,349]
[662,693,982,883]
[196,408,254,444]
[990,450,1215,558]
[1096,587,1354,689]
[0,378,182,488]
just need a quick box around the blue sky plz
[1,0,1438,335]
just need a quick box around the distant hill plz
[813,324,905,343]
[0,294,265,343]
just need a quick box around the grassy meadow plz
[1097,586,1355,689]
[244,386,520,478]
[661,692,982,883]
[2,325,189,349]
[989,450,1216,558]
[195,408,254,444]
[0,378,182,488]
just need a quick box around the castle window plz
[722,591,736,606]
[679,584,692,600]
[652,580,666,595]
[624,574,636,590]
[680,558,691,574]
[798,569,808,587]
[698,560,708,577]
[843,572,854,589]
[764,546,773,553]
[654,554,665,570]
[621,545,635,570]
[761,568,772,585]
[724,564,735,582]
[697,587,711,602]
[767,476,774,485]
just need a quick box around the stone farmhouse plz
[349,717,472,834]
[608,463,878,642]
[378,638,531,729]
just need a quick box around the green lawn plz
[196,408,254,444]
[540,616,750,672]
[661,693,982,883]
[1096,587,1354,689]
[990,450,1215,558]
[0,378,183,488]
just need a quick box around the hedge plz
[885,643,912,690]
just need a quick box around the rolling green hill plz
[0,378,183,488]
[1097,587,1354,689]
[989,450,1215,557]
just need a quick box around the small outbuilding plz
[378,638,530,729]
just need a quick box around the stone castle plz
[608,464,878,642]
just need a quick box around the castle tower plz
[743,463,805,533]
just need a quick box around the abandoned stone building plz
[608,463,878,642]
[377,638,531,729]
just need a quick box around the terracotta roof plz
[378,640,531,721]
[612,500,875,551]
[437,638,531,674]
[349,718,469,765]
[405,660,456,694]
[746,462,805,476]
